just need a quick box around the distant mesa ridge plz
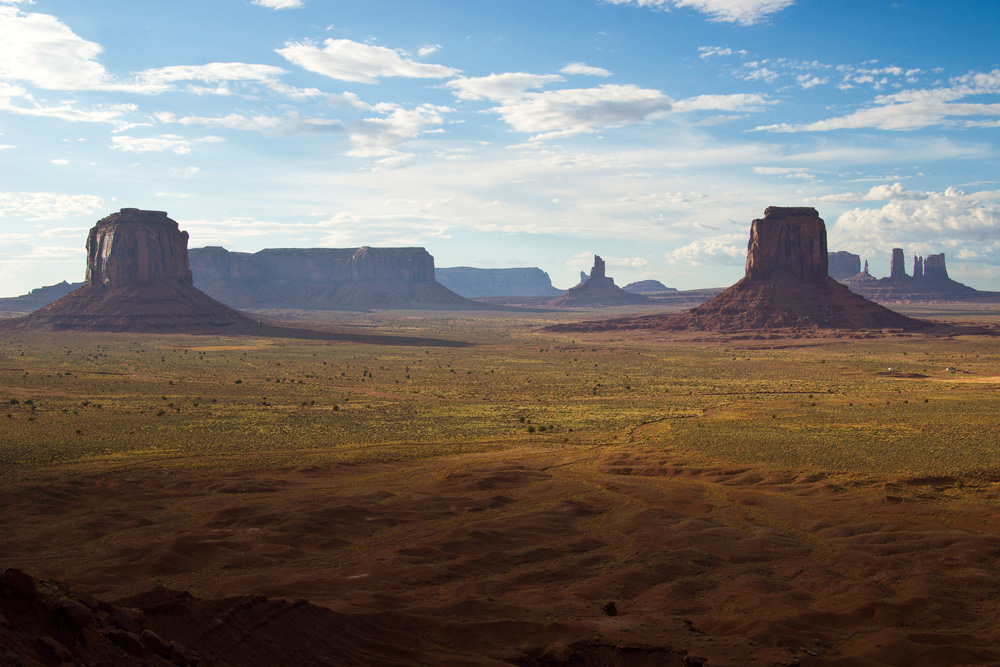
[623,279,677,295]
[188,245,480,310]
[434,266,562,298]
[828,251,861,281]
[549,206,927,333]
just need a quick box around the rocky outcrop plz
[435,267,562,298]
[828,251,861,280]
[549,207,925,333]
[913,255,924,279]
[544,256,653,308]
[188,246,480,311]
[0,209,252,333]
[623,280,677,294]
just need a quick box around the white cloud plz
[561,62,613,77]
[137,62,288,89]
[171,113,286,132]
[753,165,813,180]
[110,134,223,155]
[672,93,771,113]
[252,0,303,9]
[756,68,1000,132]
[665,232,746,265]
[0,191,103,221]
[490,84,672,140]
[604,0,797,25]
[446,73,563,101]
[829,189,1000,266]
[698,46,733,59]
[346,104,448,158]
[813,182,928,203]
[418,44,441,57]
[0,5,110,89]
[276,38,458,84]
[0,85,137,124]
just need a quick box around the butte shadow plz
[0,209,470,348]
[547,207,961,336]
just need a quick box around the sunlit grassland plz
[1,313,998,478]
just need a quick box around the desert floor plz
[3,306,1000,666]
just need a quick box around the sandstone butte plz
[0,209,254,333]
[548,207,928,333]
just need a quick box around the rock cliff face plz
[828,251,861,280]
[545,256,652,308]
[188,246,480,311]
[86,209,193,287]
[549,207,924,333]
[1,209,252,332]
[435,267,562,298]
[745,207,828,281]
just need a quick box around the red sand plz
[4,445,1000,665]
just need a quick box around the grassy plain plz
[1,309,999,479]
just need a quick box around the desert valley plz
[1,208,1000,666]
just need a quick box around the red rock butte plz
[1,209,253,333]
[549,207,927,333]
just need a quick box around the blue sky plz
[1,0,999,297]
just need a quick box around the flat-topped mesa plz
[186,245,479,310]
[828,251,861,280]
[745,207,828,281]
[86,209,193,287]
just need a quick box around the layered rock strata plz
[188,246,480,310]
[1,209,252,332]
[549,207,925,333]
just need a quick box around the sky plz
[1,0,999,297]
